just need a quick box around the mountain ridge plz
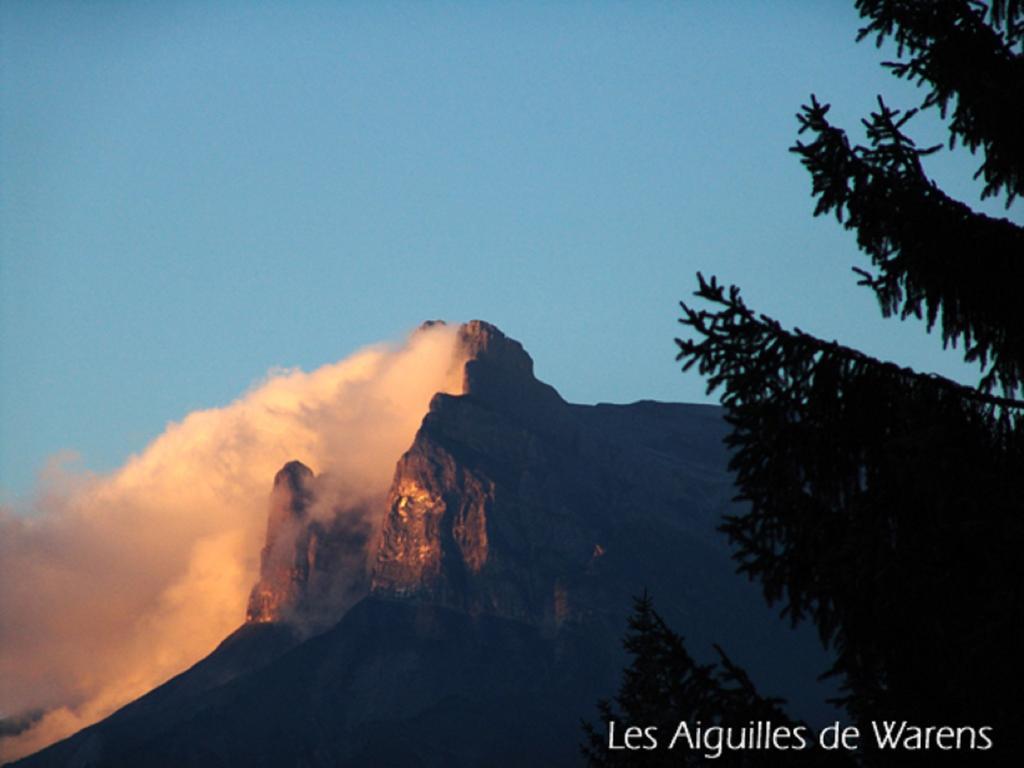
[8,321,834,767]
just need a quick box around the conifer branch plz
[855,0,1024,203]
[790,97,1024,397]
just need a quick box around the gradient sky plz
[2,0,1020,498]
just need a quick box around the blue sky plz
[1,1,1019,497]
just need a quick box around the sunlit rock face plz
[246,461,316,623]
[371,320,574,620]
[372,436,494,603]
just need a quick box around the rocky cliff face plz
[246,461,316,623]
[246,462,372,630]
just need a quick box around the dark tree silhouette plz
[582,594,846,767]
[589,1,1023,765]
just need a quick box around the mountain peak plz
[246,456,373,629]
[455,320,564,420]
[246,461,316,624]
[274,460,314,490]
[244,322,561,628]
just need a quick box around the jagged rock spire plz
[246,461,316,623]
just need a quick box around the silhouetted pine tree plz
[582,594,846,766]
[592,1,1023,765]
